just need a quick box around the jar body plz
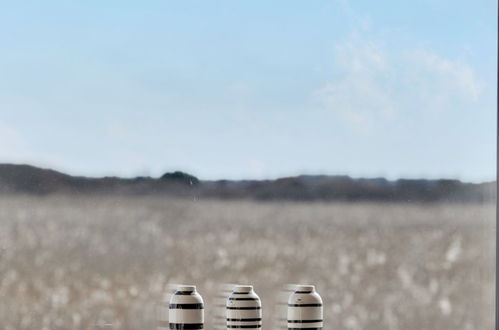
[287,285,323,329]
[226,285,262,329]
[169,285,204,329]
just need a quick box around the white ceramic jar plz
[287,285,323,329]
[226,285,262,329]
[169,285,204,329]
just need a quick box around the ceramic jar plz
[226,285,262,329]
[169,285,204,329]
[287,285,323,329]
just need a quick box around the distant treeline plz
[0,164,494,202]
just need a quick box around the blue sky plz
[0,0,496,181]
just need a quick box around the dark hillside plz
[0,164,494,202]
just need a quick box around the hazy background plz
[0,1,496,329]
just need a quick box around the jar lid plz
[177,285,196,292]
[233,285,253,293]
[295,285,315,292]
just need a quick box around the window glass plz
[0,1,495,329]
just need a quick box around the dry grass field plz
[0,196,494,329]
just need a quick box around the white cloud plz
[335,39,387,73]
[409,49,481,103]
[313,36,482,130]
[313,37,396,131]
[313,78,395,131]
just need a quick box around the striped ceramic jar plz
[226,285,262,329]
[169,285,204,329]
[287,285,323,329]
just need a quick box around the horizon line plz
[0,162,495,185]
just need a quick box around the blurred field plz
[0,196,494,329]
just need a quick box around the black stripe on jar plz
[169,323,204,329]
[174,291,195,295]
[227,318,262,322]
[287,304,322,307]
[227,306,261,310]
[169,303,204,309]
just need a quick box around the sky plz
[0,0,496,182]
